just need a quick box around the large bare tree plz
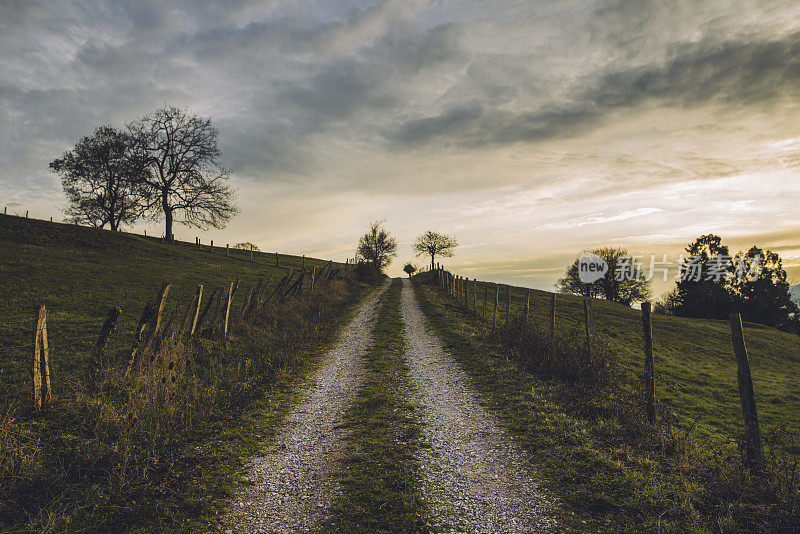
[413,230,458,270]
[128,106,237,240]
[50,126,145,230]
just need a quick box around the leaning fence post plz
[583,298,593,361]
[549,294,556,339]
[641,302,655,424]
[729,312,764,471]
[222,282,234,338]
[88,307,121,390]
[33,305,46,410]
[40,306,51,407]
[189,285,203,337]
[142,282,171,357]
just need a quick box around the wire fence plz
[0,256,353,411]
[421,266,799,471]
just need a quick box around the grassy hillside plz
[452,276,800,441]
[0,213,369,532]
[0,213,338,406]
[414,273,800,531]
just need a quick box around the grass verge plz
[412,277,799,533]
[324,279,432,534]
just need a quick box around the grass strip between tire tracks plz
[324,279,433,534]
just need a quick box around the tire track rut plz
[220,281,389,533]
[400,279,558,533]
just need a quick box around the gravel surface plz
[401,279,558,533]
[218,281,389,534]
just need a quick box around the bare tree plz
[128,106,238,240]
[50,126,145,230]
[413,230,458,270]
[357,220,397,272]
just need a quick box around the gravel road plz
[219,281,389,534]
[400,279,558,533]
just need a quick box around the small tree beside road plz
[357,220,397,272]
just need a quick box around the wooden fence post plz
[33,307,42,410]
[549,294,556,339]
[275,252,279,266]
[222,281,234,338]
[641,302,655,424]
[210,240,213,251]
[505,285,510,327]
[88,307,121,390]
[493,284,499,330]
[250,245,254,261]
[729,312,764,471]
[194,286,219,335]
[33,305,51,410]
[189,285,203,337]
[583,299,593,361]
[521,288,530,337]
[142,282,171,357]
[472,279,477,310]
[310,266,316,293]
[483,282,488,319]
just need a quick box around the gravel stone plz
[218,281,390,533]
[400,279,558,533]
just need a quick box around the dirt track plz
[401,279,557,533]
[219,281,389,534]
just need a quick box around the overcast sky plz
[2,0,799,293]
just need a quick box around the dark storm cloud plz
[2,0,800,193]
[389,30,800,148]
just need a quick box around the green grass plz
[0,213,371,532]
[454,276,800,441]
[413,275,800,532]
[0,212,338,405]
[324,279,432,534]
